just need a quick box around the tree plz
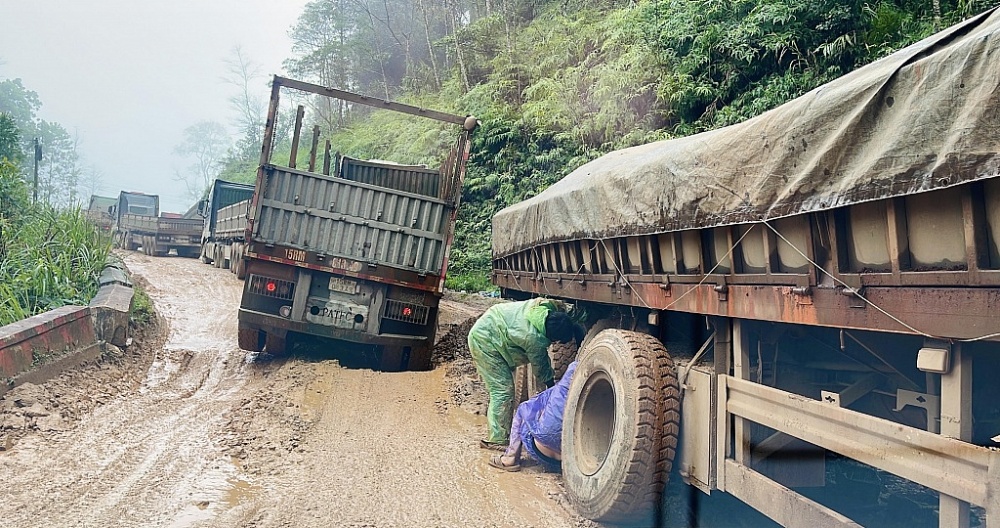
[224,46,268,162]
[0,113,19,162]
[173,121,231,201]
[0,79,41,162]
[35,121,82,208]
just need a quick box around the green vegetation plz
[0,115,113,327]
[205,0,1000,290]
[129,284,155,327]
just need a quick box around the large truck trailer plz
[237,76,477,371]
[199,179,255,278]
[492,9,1000,528]
[110,191,202,257]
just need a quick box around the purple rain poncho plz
[511,361,578,472]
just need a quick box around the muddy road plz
[0,254,593,528]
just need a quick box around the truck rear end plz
[150,215,202,258]
[111,191,158,251]
[237,76,476,370]
[199,179,255,272]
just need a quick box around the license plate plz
[328,277,358,294]
[305,298,369,329]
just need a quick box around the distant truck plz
[236,76,477,371]
[110,191,202,257]
[198,179,255,277]
[84,194,116,232]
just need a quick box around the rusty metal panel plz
[340,157,441,198]
[254,166,451,275]
[724,376,997,507]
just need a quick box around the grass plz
[444,271,497,294]
[0,205,113,327]
[130,284,155,327]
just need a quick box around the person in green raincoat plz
[467,298,584,449]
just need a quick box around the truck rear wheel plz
[513,341,580,405]
[237,324,264,352]
[562,329,680,525]
[233,244,248,279]
[264,332,286,355]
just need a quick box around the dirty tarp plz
[492,7,1000,257]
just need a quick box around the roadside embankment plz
[0,262,134,396]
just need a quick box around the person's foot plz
[488,454,521,472]
[479,439,508,451]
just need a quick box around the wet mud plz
[0,253,592,527]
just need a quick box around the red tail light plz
[402,307,413,316]
[266,281,277,293]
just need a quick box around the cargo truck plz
[110,191,202,257]
[492,9,1000,528]
[237,76,477,371]
[84,194,116,232]
[198,179,255,278]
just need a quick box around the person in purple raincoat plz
[487,360,578,472]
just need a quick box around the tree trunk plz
[419,0,441,89]
[449,3,471,92]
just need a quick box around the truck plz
[492,8,1000,528]
[198,179,255,278]
[236,76,477,371]
[110,191,202,258]
[84,194,116,232]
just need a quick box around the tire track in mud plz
[236,362,584,528]
[0,254,252,528]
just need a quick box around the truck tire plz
[582,318,617,348]
[233,244,247,279]
[378,346,404,372]
[405,345,433,371]
[513,341,580,405]
[200,246,212,264]
[213,246,223,268]
[562,329,680,525]
[264,332,286,355]
[237,324,264,352]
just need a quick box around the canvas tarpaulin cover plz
[492,8,1000,257]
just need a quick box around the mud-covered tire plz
[127,234,140,251]
[264,332,286,355]
[234,244,248,280]
[562,329,680,525]
[549,341,579,380]
[405,345,433,371]
[237,324,264,352]
[582,318,617,348]
[513,341,579,405]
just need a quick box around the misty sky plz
[0,0,309,212]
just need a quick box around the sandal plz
[479,439,508,451]
[489,454,521,472]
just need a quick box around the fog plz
[0,0,309,212]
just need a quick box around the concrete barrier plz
[0,264,135,396]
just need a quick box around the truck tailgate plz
[253,165,452,275]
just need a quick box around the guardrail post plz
[940,343,972,528]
